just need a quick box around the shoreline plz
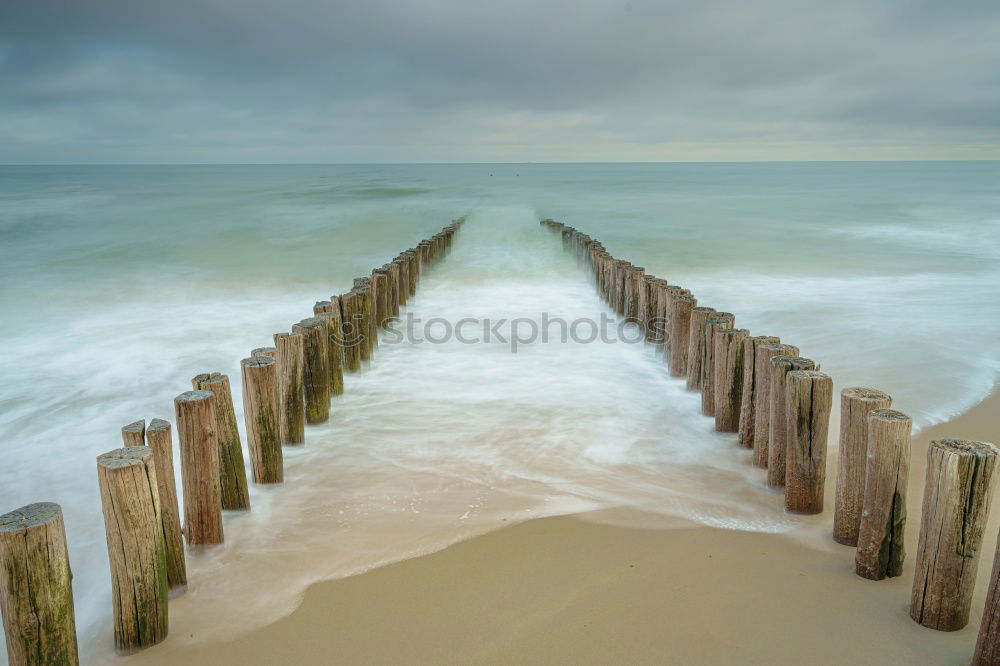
[119,387,1000,664]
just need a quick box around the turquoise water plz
[1,162,998,659]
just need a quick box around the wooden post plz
[910,439,999,631]
[354,278,378,354]
[316,298,345,394]
[624,266,645,320]
[392,259,408,307]
[241,356,283,484]
[251,346,276,360]
[353,286,374,361]
[373,269,390,327]
[974,527,1000,664]
[767,356,816,487]
[292,318,331,424]
[713,328,749,432]
[855,409,911,580]
[784,370,833,514]
[685,307,717,390]
[273,332,305,445]
[833,387,893,546]
[655,284,678,347]
[96,446,168,651]
[751,343,799,468]
[317,310,345,396]
[0,503,79,665]
[640,275,659,340]
[669,296,697,377]
[191,373,249,511]
[737,335,779,448]
[145,419,186,590]
[384,263,400,317]
[700,312,734,415]
[338,292,362,372]
[121,419,145,447]
[405,250,418,296]
[173,390,224,545]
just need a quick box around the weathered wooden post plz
[354,279,378,354]
[623,266,645,320]
[97,446,168,651]
[784,370,833,514]
[767,356,816,487]
[911,439,998,631]
[855,409,911,580]
[640,275,659,339]
[685,307,717,390]
[191,373,249,511]
[121,420,145,447]
[658,285,684,349]
[393,258,409,306]
[613,260,631,315]
[317,307,345,396]
[668,296,697,377]
[700,312,734,415]
[0,503,79,665]
[737,335,779,448]
[751,343,799,468]
[145,419,186,590]
[241,356,283,484]
[405,250,418,296]
[384,263,401,317]
[173,390,224,545]
[352,286,374,361]
[974,528,1000,664]
[251,346,277,360]
[713,328,749,432]
[833,387,893,546]
[273,332,305,445]
[373,268,390,327]
[292,318,331,424]
[338,292,362,372]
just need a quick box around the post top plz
[148,418,170,431]
[771,355,814,370]
[294,317,324,329]
[241,356,275,368]
[787,369,831,381]
[931,439,998,458]
[0,502,61,533]
[869,408,911,423]
[842,387,891,402]
[175,389,215,403]
[121,419,145,434]
[98,445,153,463]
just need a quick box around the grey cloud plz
[1,0,999,162]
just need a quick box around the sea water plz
[1,162,998,661]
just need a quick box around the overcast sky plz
[2,0,999,163]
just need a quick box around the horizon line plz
[2,158,999,167]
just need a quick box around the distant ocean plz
[2,162,998,661]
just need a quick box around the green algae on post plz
[911,439,999,631]
[97,448,169,652]
[0,502,79,666]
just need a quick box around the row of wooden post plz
[542,218,1000,659]
[0,219,464,663]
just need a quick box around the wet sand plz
[124,390,1000,665]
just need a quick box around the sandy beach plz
[121,388,999,665]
